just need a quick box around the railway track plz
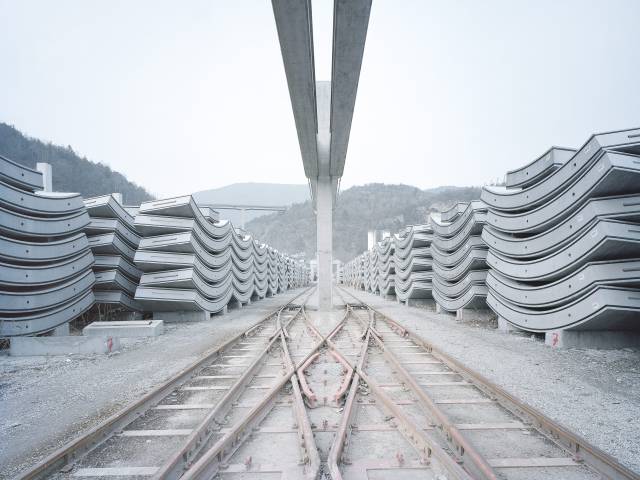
[17,286,639,480]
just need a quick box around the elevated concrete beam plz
[271,0,319,178]
[329,0,372,177]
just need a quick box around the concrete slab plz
[10,335,120,356]
[83,320,164,338]
[545,329,640,349]
[153,310,211,322]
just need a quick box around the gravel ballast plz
[0,289,305,479]
[342,287,640,474]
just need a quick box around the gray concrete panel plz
[486,151,640,234]
[88,232,137,260]
[430,236,486,267]
[487,286,640,332]
[482,194,640,259]
[429,201,487,238]
[86,218,141,248]
[0,232,89,264]
[432,283,488,312]
[0,205,90,239]
[0,181,84,217]
[94,290,144,311]
[0,289,95,336]
[94,269,139,296]
[486,220,640,282]
[481,127,640,211]
[505,147,575,189]
[0,250,94,288]
[0,269,95,314]
[0,154,43,192]
[432,248,488,282]
[93,254,142,280]
[487,259,640,309]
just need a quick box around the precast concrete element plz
[481,194,640,259]
[272,0,371,310]
[342,223,435,304]
[481,127,640,212]
[485,151,640,234]
[0,154,43,191]
[83,320,164,338]
[430,202,490,313]
[0,156,95,337]
[10,334,120,356]
[483,127,640,339]
[84,194,143,314]
[505,146,575,189]
[132,194,308,318]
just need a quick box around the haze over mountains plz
[0,123,482,261]
[193,183,309,225]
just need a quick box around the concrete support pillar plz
[36,162,52,192]
[316,177,333,310]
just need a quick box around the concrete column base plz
[10,335,120,356]
[456,308,495,322]
[545,330,640,349]
[52,323,70,336]
[110,311,145,322]
[83,320,164,338]
[436,304,454,316]
[153,310,210,323]
[497,316,524,333]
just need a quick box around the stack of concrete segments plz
[132,195,307,320]
[365,248,379,293]
[0,156,95,336]
[376,237,395,297]
[84,194,143,312]
[482,127,640,337]
[342,253,365,289]
[429,201,490,316]
[393,224,434,304]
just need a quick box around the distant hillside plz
[245,183,482,262]
[193,183,310,225]
[0,123,153,204]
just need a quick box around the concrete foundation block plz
[10,335,120,356]
[53,323,70,336]
[456,308,495,321]
[545,330,640,349]
[153,310,210,323]
[436,304,454,316]
[111,311,145,322]
[83,320,164,338]
[497,316,524,332]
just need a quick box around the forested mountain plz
[0,123,153,204]
[245,183,482,262]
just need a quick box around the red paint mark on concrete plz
[106,337,113,352]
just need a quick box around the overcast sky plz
[1,0,639,198]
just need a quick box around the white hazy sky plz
[1,0,639,198]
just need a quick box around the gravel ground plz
[0,289,305,479]
[342,287,640,474]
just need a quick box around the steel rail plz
[326,321,472,480]
[369,328,499,480]
[337,285,640,480]
[16,286,314,480]
[180,304,352,480]
[153,299,312,480]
